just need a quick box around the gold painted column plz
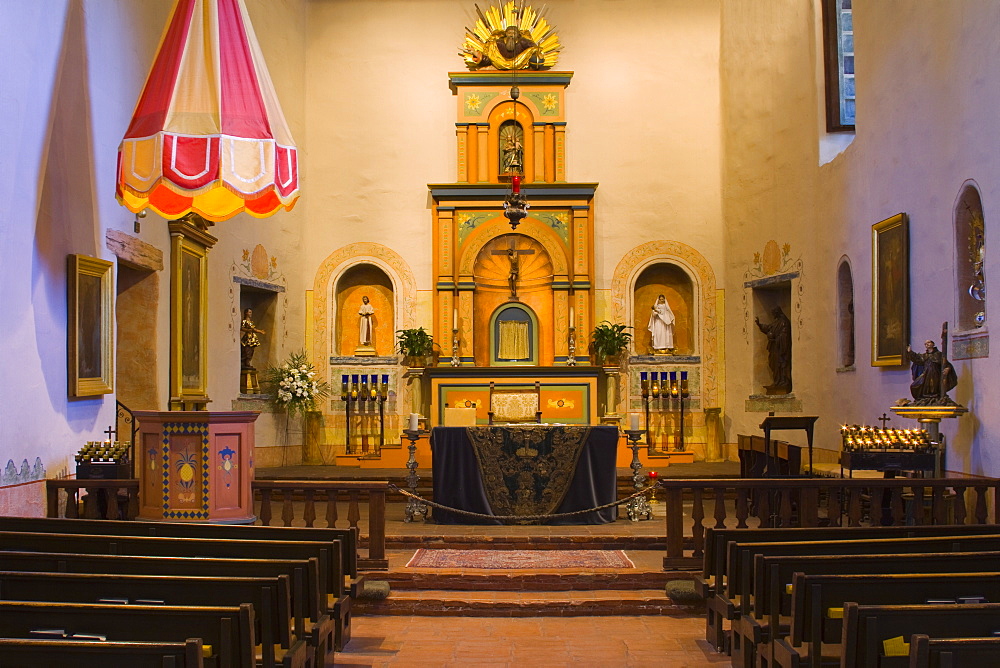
[554,122,567,182]
[457,288,474,364]
[476,124,490,183]
[456,124,470,182]
[533,122,546,182]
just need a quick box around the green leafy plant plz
[261,351,330,417]
[590,321,633,365]
[396,327,436,364]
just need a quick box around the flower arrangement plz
[262,351,330,417]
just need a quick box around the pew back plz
[909,635,1000,668]
[0,637,205,667]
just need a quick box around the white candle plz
[453,307,458,331]
[569,305,575,326]
[630,414,640,431]
[409,413,419,432]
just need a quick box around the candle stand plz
[402,428,428,522]
[451,328,461,367]
[567,326,577,366]
[625,428,652,521]
[341,374,388,455]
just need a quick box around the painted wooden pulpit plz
[133,411,258,523]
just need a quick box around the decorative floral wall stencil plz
[1,458,45,486]
[742,240,804,342]
[218,445,237,488]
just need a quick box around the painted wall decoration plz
[1,458,45,486]
[741,240,804,342]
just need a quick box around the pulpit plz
[133,411,258,523]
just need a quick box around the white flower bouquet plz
[262,351,330,417]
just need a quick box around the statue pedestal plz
[354,345,376,357]
[890,404,968,476]
[240,368,259,393]
[133,411,258,523]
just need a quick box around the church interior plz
[2,0,1000,665]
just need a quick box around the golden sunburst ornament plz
[461,1,561,70]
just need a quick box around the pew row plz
[0,637,206,667]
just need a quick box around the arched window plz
[822,0,855,130]
[837,258,855,369]
[955,183,986,332]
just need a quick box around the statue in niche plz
[647,294,676,353]
[501,133,523,174]
[358,295,375,347]
[755,306,792,394]
[240,308,265,369]
[905,338,958,405]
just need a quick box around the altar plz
[430,425,618,525]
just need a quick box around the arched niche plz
[837,257,856,370]
[489,303,539,366]
[487,100,535,183]
[334,264,394,357]
[633,264,695,355]
[472,233,553,366]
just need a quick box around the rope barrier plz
[387,483,654,523]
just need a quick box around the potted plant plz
[396,327,436,367]
[590,321,633,366]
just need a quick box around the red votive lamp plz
[648,471,658,480]
[512,175,521,193]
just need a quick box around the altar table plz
[430,425,619,525]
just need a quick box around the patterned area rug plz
[405,549,634,569]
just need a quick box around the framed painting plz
[169,218,217,409]
[67,254,114,396]
[872,213,909,366]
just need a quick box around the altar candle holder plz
[647,470,659,504]
[567,326,577,366]
[650,372,660,399]
[451,328,461,367]
[340,375,349,401]
[677,371,689,452]
[359,375,369,403]
[350,375,359,401]
[402,428,428,522]
[640,372,651,446]
[625,428,652,521]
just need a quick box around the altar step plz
[356,588,691,616]
[383,534,665,551]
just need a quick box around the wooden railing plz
[659,477,1000,569]
[44,478,391,571]
[253,480,389,570]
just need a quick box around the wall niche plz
[837,258,855,370]
[953,181,988,359]
[752,283,792,395]
[335,264,395,357]
[632,263,695,356]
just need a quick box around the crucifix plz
[491,236,534,300]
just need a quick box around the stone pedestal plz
[134,411,258,523]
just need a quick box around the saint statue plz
[755,306,792,394]
[647,294,675,353]
[502,135,523,174]
[358,295,375,347]
[906,339,957,405]
[240,308,265,369]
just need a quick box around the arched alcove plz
[334,264,394,357]
[837,257,855,369]
[489,303,539,366]
[633,263,695,355]
[955,182,986,332]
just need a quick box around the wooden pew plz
[780,572,1000,668]
[0,550,319,647]
[0,529,344,662]
[0,600,255,668]
[0,637,205,667]
[722,533,1000,665]
[909,635,1000,668]
[0,516,360,596]
[699,525,1000,653]
[0,570,305,668]
[841,602,1000,668]
[748,552,1000,668]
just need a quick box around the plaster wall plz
[721,0,1000,474]
[302,0,725,333]
[0,0,309,511]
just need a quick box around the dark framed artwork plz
[169,218,216,409]
[67,254,114,396]
[872,213,909,366]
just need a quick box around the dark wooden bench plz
[0,550,319,648]
[747,551,1000,668]
[780,572,1000,668]
[0,570,305,668]
[909,635,1000,668]
[0,529,346,661]
[841,602,1000,668]
[700,525,1000,653]
[0,600,255,668]
[0,516,360,596]
[0,637,205,667]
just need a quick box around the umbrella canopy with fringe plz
[117,0,299,223]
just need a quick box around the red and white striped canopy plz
[117,0,299,223]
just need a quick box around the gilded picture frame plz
[169,220,216,409]
[67,254,114,396]
[872,213,910,366]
